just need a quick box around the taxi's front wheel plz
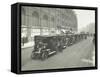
[41,51,48,60]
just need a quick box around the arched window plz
[22,8,26,15]
[32,11,39,27]
[21,8,26,26]
[51,17,54,21]
[43,14,48,20]
[32,11,39,18]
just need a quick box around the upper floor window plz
[32,11,39,18]
[22,8,26,15]
[43,14,48,20]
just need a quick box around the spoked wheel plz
[31,52,35,59]
[41,51,48,60]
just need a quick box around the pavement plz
[21,42,34,48]
[21,37,95,71]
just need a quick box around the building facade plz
[21,6,78,42]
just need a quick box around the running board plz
[49,51,56,55]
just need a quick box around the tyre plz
[41,51,48,60]
[31,52,35,59]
